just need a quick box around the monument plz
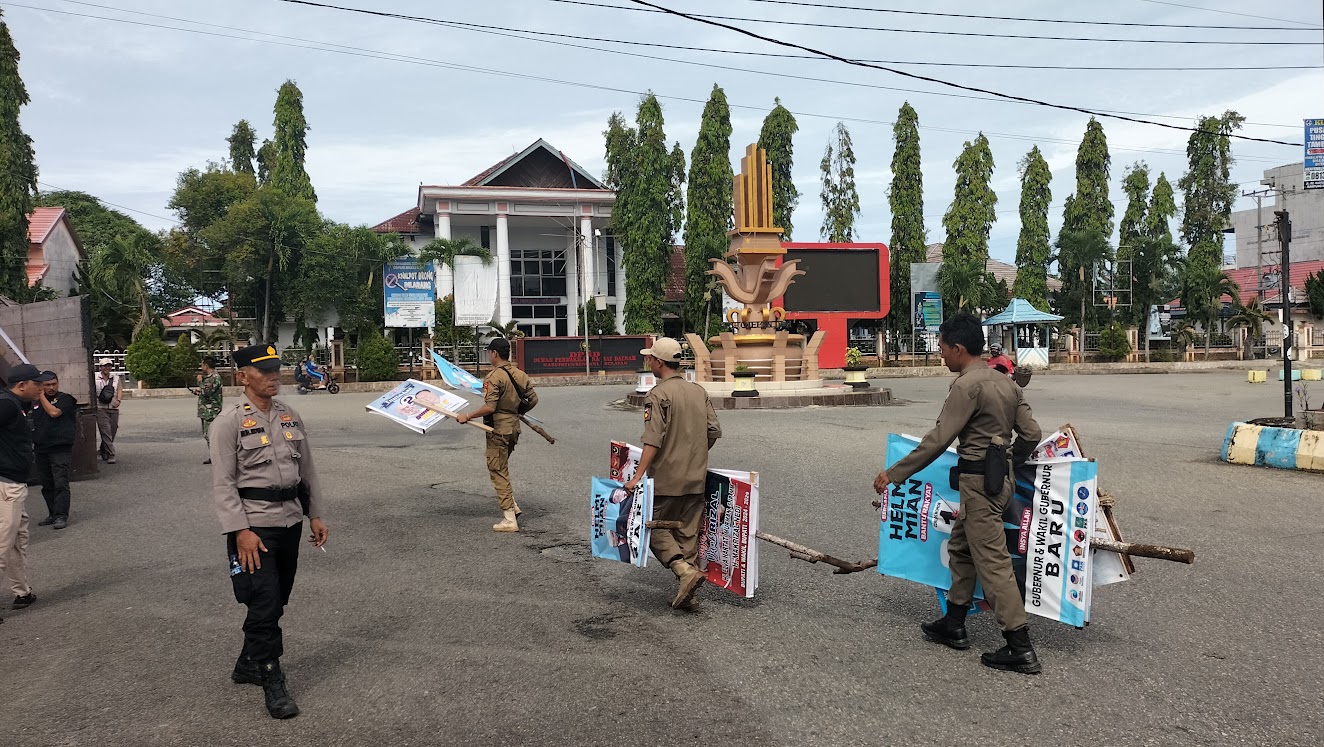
[685,144,827,384]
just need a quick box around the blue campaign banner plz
[430,350,483,395]
[384,257,437,328]
[590,476,653,567]
[878,433,1100,627]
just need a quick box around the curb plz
[121,375,638,400]
[1221,421,1324,472]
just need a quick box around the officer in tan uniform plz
[873,313,1043,674]
[621,337,721,610]
[211,344,328,719]
[457,338,537,533]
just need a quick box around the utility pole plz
[1242,188,1273,302]
[1276,210,1293,419]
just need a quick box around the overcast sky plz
[7,0,1322,263]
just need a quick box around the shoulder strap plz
[502,366,529,399]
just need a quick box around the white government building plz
[374,139,625,337]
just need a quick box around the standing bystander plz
[0,364,52,621]
[93,358,122,464]
[621,337,722,610]
[31,372,77,530]
[190,356,224,464]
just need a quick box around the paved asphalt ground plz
[2,372,1319,746]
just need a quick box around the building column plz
[496,211,512,326]
[566,229,580,337]
[580,216,596,298]
[435,210,453,299]
[614,238,626,334]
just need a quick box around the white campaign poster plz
[453,254,498,326]
[1023,460,1098,628]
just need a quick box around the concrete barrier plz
[1221,421,1324,472]
[1248,370,1267,383]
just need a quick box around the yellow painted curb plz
[1296,430,1324,471]
[1248,370,1267,383]
[1303,369,1322,381]
[1225,424,1262,465]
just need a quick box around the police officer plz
[210,344,327,719]
[621,338,722,610]
[456,338,537,533]
[873,313,1044,674]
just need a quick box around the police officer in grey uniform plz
[210,344,328,719]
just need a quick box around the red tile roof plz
[372,207,426,235]
[26,207,66,245]
[1224,260,1324,307]
[665,245,686,302]
[26,265,47,286]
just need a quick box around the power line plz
[9,3,1294,163]
[272,0,1302,130]
[546,0,1324,45]
[1134,0,1321,28]
[622,0,1304,147]
[739,0,1321,31]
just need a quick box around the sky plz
[6,0,1323,265]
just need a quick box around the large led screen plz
[782,249,882,313]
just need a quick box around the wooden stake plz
[413,400,495,432]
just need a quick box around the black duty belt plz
[956,458,986,475]
[238,486,300,502]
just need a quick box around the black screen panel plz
[782,250,881,313]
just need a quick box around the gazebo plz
[983,298,1063,370]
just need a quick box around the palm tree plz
[418,237,493,269]
[1181,263,1239,360]
[938,260,998,315]
[493,320,525,339]
[90,234,156,338]
[1170,319,1197,359]
[1053,229,1113,331]
[1129,236,1182,362]
[1228,298,1274,360]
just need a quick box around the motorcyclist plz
[987,343,1016,376]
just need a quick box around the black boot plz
[231,654,262,686]
[259,660,301,719]
[920,603,970,650]
[981,626,1042,675]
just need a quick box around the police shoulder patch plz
[643,402,652,422]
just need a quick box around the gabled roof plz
[162,306,226,327]
[925,243,1062,292]
[461,139,605,190]
[26,265,48,286]
[27,207,68,245]
[984,298,1063,325]
[1223,260,1324,308]
[372,207,428,235]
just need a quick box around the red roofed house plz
[373,139,619,337]
[161,305,228,345]
[27,207,85,297]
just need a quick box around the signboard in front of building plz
[453,254,498,327]
[1306,118,1324,190]
[384,257,436,328]
[516,336,649,375]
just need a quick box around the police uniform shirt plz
[888,360,1041,485]
[211,393,324,534]
[641,376,722,496]
[482,363,536,436]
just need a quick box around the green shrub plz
[1099,322,1132,362]
[125,327,171,387]
[168,337,202,387]
[356,332,399,382]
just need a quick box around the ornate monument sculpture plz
[685,144,825,384]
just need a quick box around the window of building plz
[604,234,617,293]
[480,225,491,250]
[512,303,568,338]
[510,248,567,298]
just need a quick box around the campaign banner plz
[384,257,437,328]
[590,476,653,567]
[879,433,1102,626]
[608,442,761,596]
[365,378,471,434]
[699,469,760,598]
[430,350,484,395]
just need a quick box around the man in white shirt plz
[94,358,122,464]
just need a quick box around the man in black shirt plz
[31,372,77,530]
[0,364,51,618]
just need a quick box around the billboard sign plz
[452,254,498,326]
[1306,118,1324,190]
[383,257,436,328]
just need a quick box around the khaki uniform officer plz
[622,337,721,610]
[457,337,537,533]
[211,344,328,719]
[874,313,1043,675]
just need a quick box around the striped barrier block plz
[1222,421,1324,472]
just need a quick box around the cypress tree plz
[1012,146,1052,310]
[1118,162,1151,254]
[0,9,38,299]
[1179,111,1244,272]
[604,94,685,334]
[819,122,860,242]
[1145,172,1177,243]
[228,120,257,175]
[270,80,316,203]
[756,97,799,239]
[886,102,926,347]
[939,134,998,313]
[682,84,733,333]
[1059,117,1113,327]
[256,139,274,185]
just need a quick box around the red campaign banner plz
[699,472,757,598]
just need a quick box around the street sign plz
[1305,118,1324,190]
